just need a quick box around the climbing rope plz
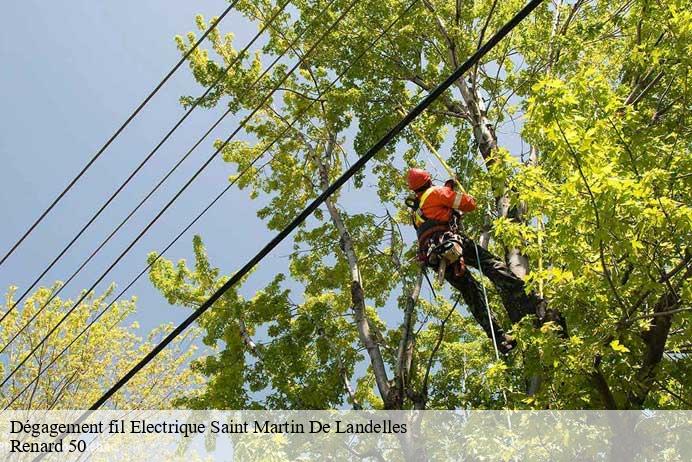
[474,240,512,421]
[473,241,500,361]
[83,0,545,411]
[6,0,424,409]
[401,104,504,363]
[422,268,438,300]
[404,94,509,410]
[398,107,466,193]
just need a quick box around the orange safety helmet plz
[407,168,431,191]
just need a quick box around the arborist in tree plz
[406,168,563,355]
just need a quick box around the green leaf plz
[610,340,630,353]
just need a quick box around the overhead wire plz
[89,0,546,411]
[0,0,361,389]
[0,0,239,269]
[398,98,504,365]
[0,0,288,326]
[0,0,340,355]
[400,43,511,411]
[3,0,419,411]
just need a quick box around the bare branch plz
[472,0,499,89]
[396,270,423,384]
[422,296,460,397]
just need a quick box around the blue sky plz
[0,0,289,334]
[0,1,527,393]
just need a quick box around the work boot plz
[535,298,568,338]
[534,297,548,321]
[496,333,517,355]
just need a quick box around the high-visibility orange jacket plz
[414,185,476,227]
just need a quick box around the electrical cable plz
[0,0,340,354]
[0,0,361,389]
[0,0,287,326]
[89,0,545,411]
[3,0,420,411]
[0,0,239,269]
[411,93,509,389]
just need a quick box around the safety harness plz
[408,186,466,284]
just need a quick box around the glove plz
[405,195,420,210]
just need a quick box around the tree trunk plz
[626,266,691,407]
[314,140,392,406]
[395,271,423,409]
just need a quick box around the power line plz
[0,0,290,327]
[0,0,339,354]
[90,0,545,411]
[0,0,239,269]
[3,0,417,411]
[0,0,360,390]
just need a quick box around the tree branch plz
[421,296,460,398]
[396,270,423,394]
[626,265,692,408]
[556,119,629,313]
[654,379,692,407]
[591,354,618,409]
[313,137,392,404]
[337,354,362,409]
[472,0,499,89]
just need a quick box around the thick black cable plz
[4,0,418,411]
[90,0,545,411]
[0,0,338,355]
[0,0,360,390]
[0,0,288,327]
[0,0,238,269]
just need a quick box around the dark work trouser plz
[437,235,546,341]
[444,266,507,342]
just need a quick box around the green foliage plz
[155,0,690,410]
[0,284,203,409]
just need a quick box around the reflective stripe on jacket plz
[413,186,477,227]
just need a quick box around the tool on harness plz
[426,212,466,284]
[428,231,465,284]
[407,189,467,284]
